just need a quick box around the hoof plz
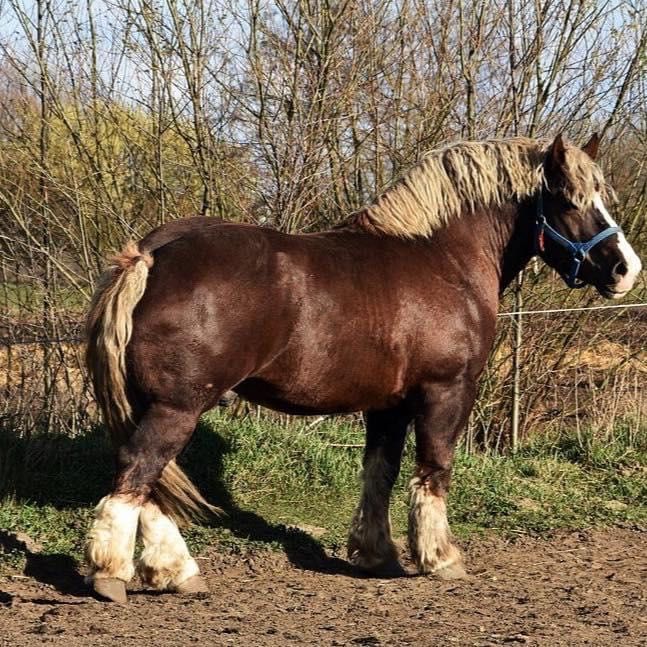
[93,577,128,603]
[348,540,400,577]
[435,561,468,580]
[175,575,209,596]
[350,556,406,578]
[366,559,407,578]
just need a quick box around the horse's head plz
[537,133,641,298]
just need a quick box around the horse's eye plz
[594,182,601,193]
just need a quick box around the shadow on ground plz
[0,420,364,595]
[178,420,359,578]
[0,530,87,599]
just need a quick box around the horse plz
[84,134,641,603]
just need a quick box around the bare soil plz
[0,528,644,646]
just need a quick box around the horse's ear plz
[548,133,566,168]
[544,133,567,186]
[581,132,600,160]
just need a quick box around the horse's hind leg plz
[85,493,141,603]
[138,499,206,595]
[347,407,411,574]
[86,402,203,602]
[408,378,476,579]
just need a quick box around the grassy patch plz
[1,412,645,573]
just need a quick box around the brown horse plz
[84,134,641,603]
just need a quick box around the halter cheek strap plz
[535,192,621,289]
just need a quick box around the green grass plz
[1,412,645,573]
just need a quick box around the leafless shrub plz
[0,0,644,445]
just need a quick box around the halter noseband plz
[535,191,620,289]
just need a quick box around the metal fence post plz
[511,272,524,452]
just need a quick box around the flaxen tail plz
[85,242,151,439]
[86,241,218,526]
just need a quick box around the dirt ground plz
[0,528,644,646]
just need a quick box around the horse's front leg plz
[409,377,476,579]
[347,406,411,574]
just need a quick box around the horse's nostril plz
[613,261,628,277]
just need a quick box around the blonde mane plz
[351,137,608,238]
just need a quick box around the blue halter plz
[535,191,621,289]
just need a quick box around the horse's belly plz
[231,385,357,415]
[234,364,406,415]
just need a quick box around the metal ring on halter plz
[534,191,621,289]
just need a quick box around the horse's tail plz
[86,240,218,526]
[85,242,152,440]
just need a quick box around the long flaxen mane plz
[351,137,609,238]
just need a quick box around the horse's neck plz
[496,200,536,292]
[428,200,535,295]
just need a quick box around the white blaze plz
[593,194,642,297]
